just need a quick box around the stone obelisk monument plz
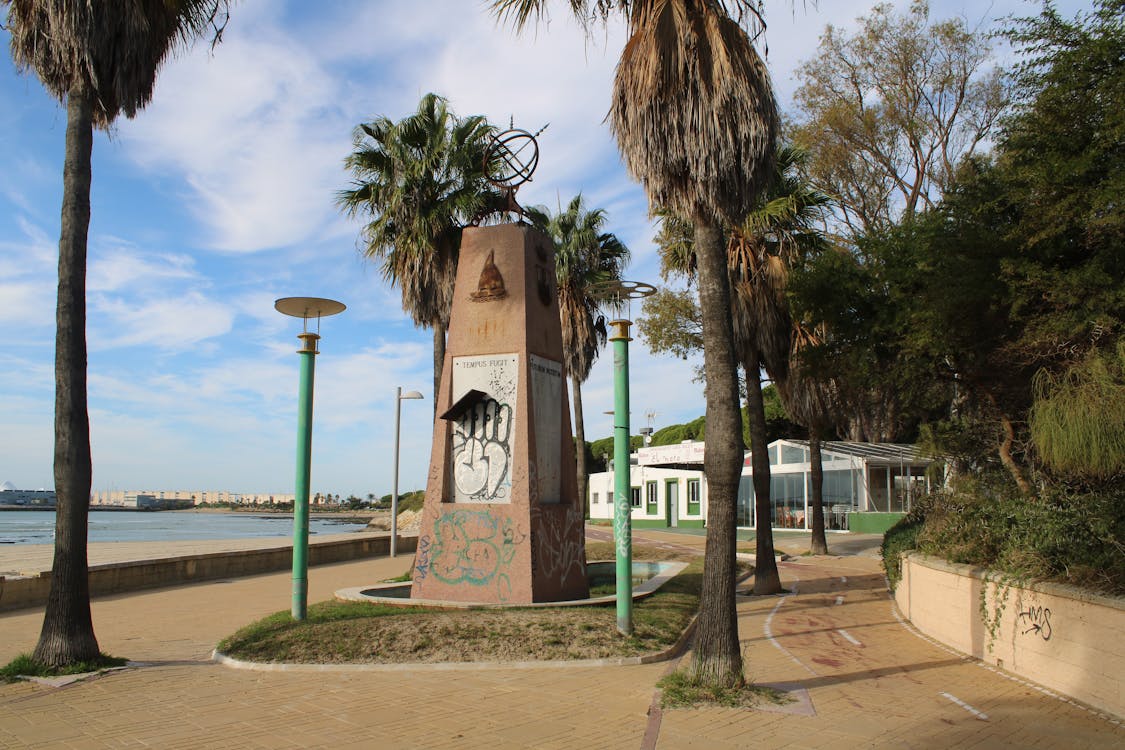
[410,223,589,604]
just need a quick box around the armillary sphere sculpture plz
[478,123,547,223]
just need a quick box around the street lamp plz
[594,280,656,636]
[391,386,424,558]
[275,296,345,621]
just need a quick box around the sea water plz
[0,510,368,545]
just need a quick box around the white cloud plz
[90,291,234,351]
[87,242,200,293]
[115,13,352,253]
[0,216,56,277]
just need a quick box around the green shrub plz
[880,495,932,591]
[894,476,1125,596]
[1030,343,1125,482]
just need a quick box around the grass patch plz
[658,669,793,709]
[0,653,128,683]
[216,541,737,665]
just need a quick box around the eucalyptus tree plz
[790,0,1007,239]
[527,196,630,514]
[493,0,779,687]
[339,94,498,401]
[3,0,232,668]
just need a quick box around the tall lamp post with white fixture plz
[592,279,656,635]
[391,387,424,557]
[275,296,345,621]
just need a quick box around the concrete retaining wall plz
[0,535,418,613]
[895,552,1124,719]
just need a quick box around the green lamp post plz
[599,280,656,636]
[275,296,345,621]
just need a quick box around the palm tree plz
[776,323,840,555]
[729,146,832,567]
[654,145,830,588]
[528,196,630,516]
[338,94,497,401]
[4,0,231,668]
[494,0,779,688]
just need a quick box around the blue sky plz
[0,1,1086,498]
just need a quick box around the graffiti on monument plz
[451,354,518,503]
[530,505,585,585]
[529,354,562,504]
[419,509,526,601]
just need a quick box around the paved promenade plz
[0,530,1120,748]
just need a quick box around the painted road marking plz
[940,692,989,721]
[837,628,862,646]
[835,595,844,606]
[763,575,817,676]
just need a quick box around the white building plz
[0,483,57,506]
[587,439,938,533]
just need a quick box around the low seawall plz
[895,552,1124,719]
[0,534,418,613]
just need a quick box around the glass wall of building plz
[890,466,927,512]
[736,476,755,527]
[811,469,858,530]
[771,473,806,528]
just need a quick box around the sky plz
[0,1,1089,498]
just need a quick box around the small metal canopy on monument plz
[412,124,588,605]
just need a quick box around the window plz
[781,444,808,464]
[631,487,642,508]
[591,492,599,505]
[687,479,701,515]
[646,481,658,514]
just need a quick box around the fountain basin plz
[335,560,688,609]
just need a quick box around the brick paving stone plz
[0,531,1121,748]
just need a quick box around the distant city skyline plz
[0,1,1086,497]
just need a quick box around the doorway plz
[665,479,679,527]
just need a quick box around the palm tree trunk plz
[745,349,782,595]
[571,374,590,517]
[33,80,100,667]
[808,426,829,555]
[689,219,744,688]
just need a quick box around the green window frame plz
[687,478,701,515]
[630,486,641,508]
[646,481,659,514]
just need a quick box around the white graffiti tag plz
[452,398,513,502]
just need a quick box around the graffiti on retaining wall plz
[423,509,525,601]
[1016,605,1053,641]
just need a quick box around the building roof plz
[635,438,932,468]
[782,439,927,463]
